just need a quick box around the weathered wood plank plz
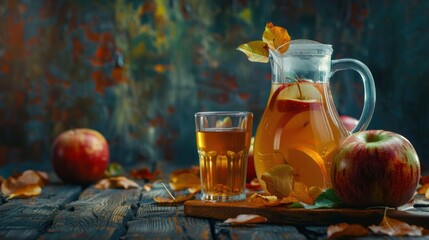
[137,203,184,218]
[125,216,212,239]
[0,228,40,240]
[41,187,141,239]
[0,184,82,240]
[40,227,120,240]
[216,223,306,240]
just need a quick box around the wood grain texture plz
[0,185,82,236]
[126,216,212,239]
[47,188,141,231]
[184,200,429,228]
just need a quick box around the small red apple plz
[340,115,359,131]
[51,128,110,185]
[331,130,421,207]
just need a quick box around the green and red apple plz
[331,130,420,207]
[51,128,110,185]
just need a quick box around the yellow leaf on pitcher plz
[236,41,269,63]
[262,22,291,53]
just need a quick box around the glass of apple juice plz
[195,111,253,202]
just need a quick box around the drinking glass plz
[195,111,253,201]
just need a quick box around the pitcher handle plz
[331,59,376,133]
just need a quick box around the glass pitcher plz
[254,40,375,191]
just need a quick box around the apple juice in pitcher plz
[253,40,376,192]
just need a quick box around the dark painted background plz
[0,0,428,175]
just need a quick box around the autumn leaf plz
[105,162,125,177]
[236,41,269,63]
[7,184,42,200]
[169,169,200,191]
[290,181,313,205]
[94,176,141,190]
[260,164,294,198]
[247,193,298,207]
[154,191,198,205]
[369,214,426,236]
[1,170,49,199]
[262,22,291,53]
[304,188,343,209]
[130,167,160,181]
[327,223,369,239]
[224,214,267,225]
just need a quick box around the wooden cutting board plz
[184,200,429,228]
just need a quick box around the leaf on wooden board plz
[236,41,269,63]
[94,176,141,190]
[369,215,427,236]
[1,170,49,199]
[104,162,125,177]
[304,188,343,209]
[262,22,291,53]
[290,181,313,205]
[247,193,298,207]
[224,214,268,225]
[260,164,294,199]
[130,167,160,181]
[153,191,198,205]
[327,223,369,239]
[169,168,200,191]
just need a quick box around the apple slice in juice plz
[276,82,322,112]
[285,145,327,189]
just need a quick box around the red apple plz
[51,128,110,185]
[340,115,359,131]
[331,130,421,207]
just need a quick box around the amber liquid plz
[197,129,252,201]
[254,81,348,191]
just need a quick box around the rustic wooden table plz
[1,167,428,240]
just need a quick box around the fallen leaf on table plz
[260,164,294,199]
[95,176,140,190]
[1,170,49,199]
[153,191,198,205]
[224,214,267,225]
[130,167,160,181]
[369,215,426,236]
[104,162,125,177]
[327,223,369,239]
[169,169,200,191]
[7,184,42,200]
[143,183,153,192]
